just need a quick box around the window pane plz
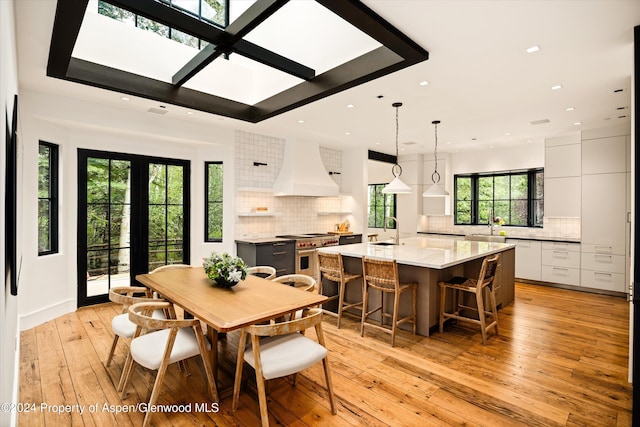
[38,200,51,252]
[87,158,109,203]
[98,1,135,25]
[456,177,471,201]
[202,0,226,26]
[87,204,109,248]
[167,165,184,205]
[478,177,494,200]
[173,0,199,15]
[478,201,493,223]
[149,164,167,204]
[138,16,170,38]
[494,201,509,222]
[511,174,528,199]
[511,200,529,225]
[535,171,544,198]
[206,162,223,241]
[456,201,471,224]
[494,176,510,199]
[171,28,199,48]
[110,160,131,205]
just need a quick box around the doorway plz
[77,150,190,307]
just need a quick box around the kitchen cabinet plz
[506,239,541,281]
[339,234,362,245]
[580,128,630,294]
[544,135,581,217]
[236,240,295,277]
[541,241,580,286]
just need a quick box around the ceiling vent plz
[403,141,417,146]
[530,119,550,125]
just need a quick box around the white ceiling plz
[14,0,639,157]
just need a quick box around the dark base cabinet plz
[339,234,362,245]
[236,240,295,277]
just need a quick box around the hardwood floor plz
[18,283,632,426]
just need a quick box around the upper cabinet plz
[581,136,627,175]
[544,134,581,217]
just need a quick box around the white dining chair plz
[232,308,336,427]
[247,265,277,280]
[119,301,218,427]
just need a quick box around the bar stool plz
[361,257,417,347]
[318,252,363,328]
[438,254,500,345]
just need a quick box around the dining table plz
[135,267,328,396]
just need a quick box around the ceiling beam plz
[47,0,429,123]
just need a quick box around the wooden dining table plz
[135,267,327,394]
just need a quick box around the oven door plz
[296,248,319,282]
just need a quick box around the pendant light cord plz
[432,120,441,184]
[392,102,403,178]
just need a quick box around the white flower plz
[228,269,243,282]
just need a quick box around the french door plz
[77,150,190,307]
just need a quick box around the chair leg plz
[336,279,346,329]
[142,359,170,427]
[379,291,385,327]
[106,335,119,367]
[489,287,499,335]
[119,355,136,399]
[117,351,132,392]
[322,358,337,415]
[360,284,369,337]
[439,284,446,333]
[391,290,400,347]
[476,287,488,345]
[195,327,218,403]
[250,335,270,427]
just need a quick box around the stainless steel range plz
[275,233,339,283]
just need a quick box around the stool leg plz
[391,290,400,347]
[476,286,488,345]
[360,283,369,337]
[439,283,446,333]
[336,279,346,329]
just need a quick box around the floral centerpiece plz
[202,251,248,288]
[492,216,505,227]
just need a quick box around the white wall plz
[0,0,20,424]
[18,90,235,330]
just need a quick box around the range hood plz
[272,139,339,197]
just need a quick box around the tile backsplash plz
[234,131,346,238]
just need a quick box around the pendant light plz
[382,102,412,194]
[423,120,450,197]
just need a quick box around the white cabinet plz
[544,177,581,217]
[580,129,630,294]
[544,136,581,217]
[541,241,580,286]
[506,239,541,281]
[581,136,627,175]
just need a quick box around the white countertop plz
[319,236,515,269]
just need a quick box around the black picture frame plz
[5,94,18,296]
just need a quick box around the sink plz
[465,234,506,243]
[370,241,397,246]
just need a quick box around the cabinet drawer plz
[541,249,580,269]
[581,270,626,292]
[580,253,626,274]
[541,266,580,286]
[541,241,580,252]
[581,243,626,256]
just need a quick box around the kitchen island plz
[318,236,516,336]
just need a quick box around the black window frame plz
[368,183,397,229]
[205,161,223,242]
[38,141,59,255]
[454,168,544,228]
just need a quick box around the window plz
[454,169,544,227]
[368,184,396,229]
[205,162,223,241]
[38,142,59,255]
[98,0,227,49]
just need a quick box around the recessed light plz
[504,132,511,136]
[346,104,355,108]
[565,107,575,111]
[551,85,562,90]
[375,142,380,145]
[489,145,494,149]
[400,148,405,151]
[574,122,582,126]
[297,120,304,124]
[345,132,351,135]
[186,111,194,115]
[419,80,429,86]
[526,45,540,53]
[446,141,452,145]
[527,139,533,143]
[120,96,130,101]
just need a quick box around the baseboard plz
[19,299,76,331]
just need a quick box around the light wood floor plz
[19,283,632,426]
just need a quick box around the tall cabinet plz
[580,127,630,293]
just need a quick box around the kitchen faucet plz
[384,216,400,245]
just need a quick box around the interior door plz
[77,150,190,307]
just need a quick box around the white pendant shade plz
[382,176,412,194]
[423,184,449,197]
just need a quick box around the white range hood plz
[272,139,339,197]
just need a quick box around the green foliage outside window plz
[206,162,223,241]
[454,169,543,227]
[368,184,396,229]
[98,0,226,49]
[38,142,58,255]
